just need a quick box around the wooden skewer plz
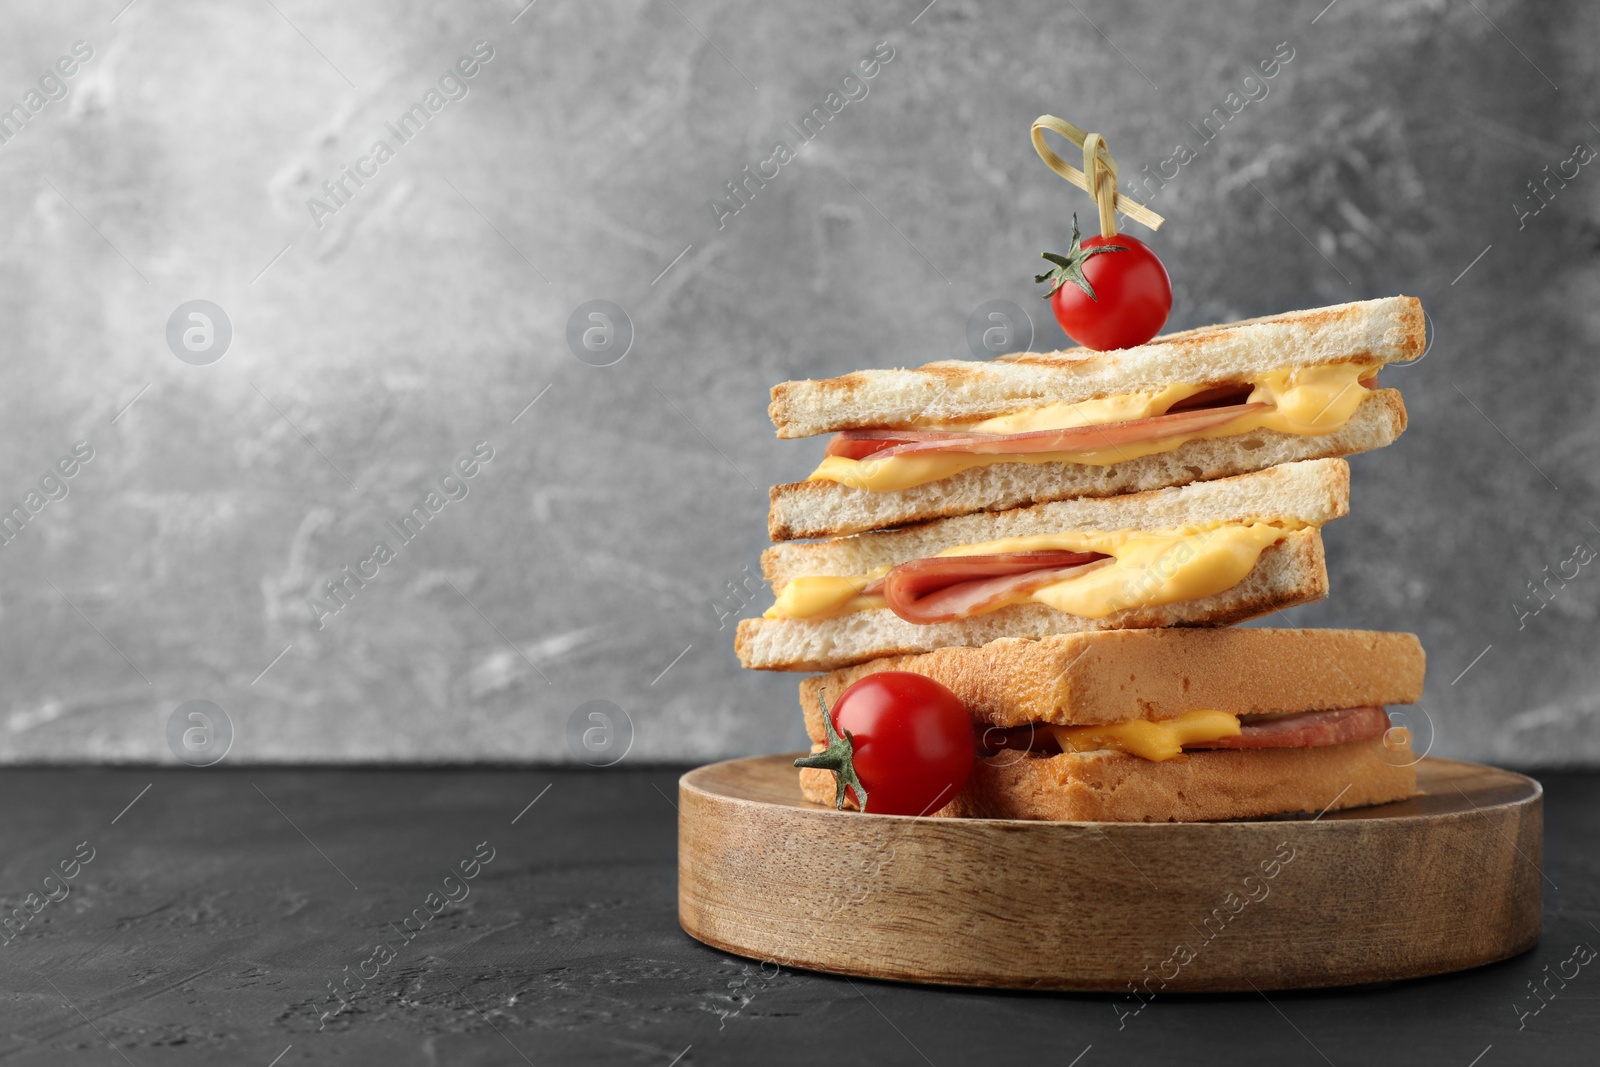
[1031,115,1164,237]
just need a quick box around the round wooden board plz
[678,754,1542,992]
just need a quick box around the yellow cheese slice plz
[1044,709,1242,761]
[766,579,888,619]
[762,521,1295,621]
[958,383,1200,435]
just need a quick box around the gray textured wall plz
[0,0,1595,765]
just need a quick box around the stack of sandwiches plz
[737,296,1428,822]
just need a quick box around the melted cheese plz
[808,363,1375,492]
[961,383,1200,435]
[1045,709,1242,761]
[766,567,889,619]
[763,521,1295,621]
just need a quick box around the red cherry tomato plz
[1037,217,1172,351]
[824,672,975,816]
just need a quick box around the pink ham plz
[824,429,976,460]
[1188,706,1392,749]
[977,706,1394,757]
[823,402,1270,462]
[881,551,1108,624]
[1164,384,1255,412]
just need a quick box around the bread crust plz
[770,296,1424,438]
[798,628,1426,736]
[798,737,1418,822]
[736,528,1328,671]
[769,390,1404,542]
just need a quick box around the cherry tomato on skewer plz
[1037,213,1172,351]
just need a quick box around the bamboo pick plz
[1031,115,1164,236]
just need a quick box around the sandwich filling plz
[978,706,1400,762]
[766,520,1302,623]
[807,363,1378,492]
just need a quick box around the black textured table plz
[1,766,1594,1066]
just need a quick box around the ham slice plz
[1164,384,1255,413]
[979,707,1394,758]
[882,551,1108,624]
[824,429,975,460]
[824,402,1270,462]
[1189,705,1392,749]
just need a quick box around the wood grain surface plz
[679,755,1543,992]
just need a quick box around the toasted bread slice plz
[798,628,1426,736]
[762,458,1347,592]
[736,528,1328,671]
[770,296,1423,438]
[798,737,1417,821]
[770,388,1404,541]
